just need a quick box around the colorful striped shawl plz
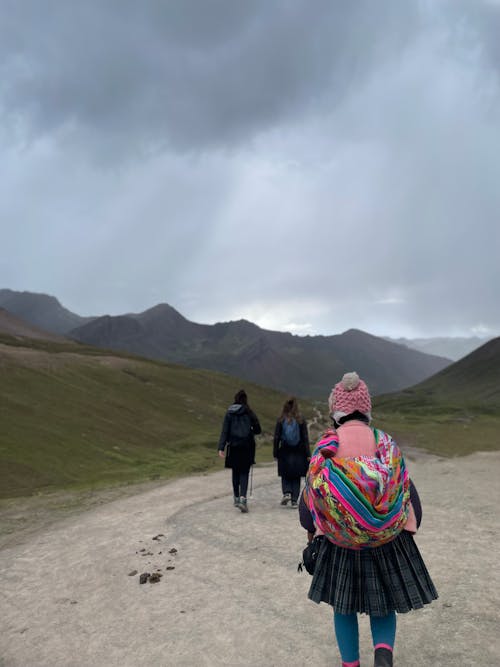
[305,427,410,549]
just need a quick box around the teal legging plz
[333,611,396,664]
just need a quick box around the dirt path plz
[1,451,500,667]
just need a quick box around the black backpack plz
[229,411,252,445]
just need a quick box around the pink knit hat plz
[328,372,372,421]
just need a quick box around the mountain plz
[0,331,304,498]
[0,308,68,342]
[70,304,451,398]
[0,289,453,398]
[373,337,500,456]
[0,289,93,335]
[378,337,500,410]
[385,335,491,361]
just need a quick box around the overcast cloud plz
[1,0,499,337]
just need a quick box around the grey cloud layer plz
[1,1,422,154]
[1,1,499,337]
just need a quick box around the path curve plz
[1,452,500,666]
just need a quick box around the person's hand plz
[218,450,225,458]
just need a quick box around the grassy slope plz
[2,331,498,498]
[0,334,319,498]
[374,337,500,456]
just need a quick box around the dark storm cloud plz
[0,0,422,155]
[1,1,500,338]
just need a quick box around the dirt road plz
[1,451,499,667]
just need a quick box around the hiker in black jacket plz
[218,389,261,513]
[273,397,310,507]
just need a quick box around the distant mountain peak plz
[143,302,182,314]
[228,318,260,329]
[342,328,372,337]
[212,318,262,336]
[0,288,93,335]
[133,303,191,330]
[0,288,62,307]
[384,335,492,361]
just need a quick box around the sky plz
[1,0,499,338]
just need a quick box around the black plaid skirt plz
[308,530,438,617]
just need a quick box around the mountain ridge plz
[372,336,500,456]
[380,336,500,409]
[0,288,452,398]
[0,289,94,334]
[385,335,492,361]
[0,307,68,342]
[69,311,451,398]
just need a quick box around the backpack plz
[281,418,300,446]
[229,411,252,445]
[305,428,410,549]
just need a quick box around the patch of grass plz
[373,389,500,457]
[374,412,500,457]
[0,338,315,498]
[4,332,497,500]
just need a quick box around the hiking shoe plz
[374,647,393,667]
[238,497,248,513]
[233,496,240,507]
[280,493,291,506]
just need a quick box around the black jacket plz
[273,418,310,479]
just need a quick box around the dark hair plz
[280,396,302,422]
[234,389,248,405]
[332,410,370,429]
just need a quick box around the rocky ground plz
[1,451,499,667]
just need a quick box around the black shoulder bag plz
[297,535,323,575]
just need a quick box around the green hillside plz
[3,329,497,499]
[0,334,319,499]
[374,337,500,456]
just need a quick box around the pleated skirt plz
[308,530,438,617]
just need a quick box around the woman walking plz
[273,397,310,507]
[300,372,437,667]
[218,389,261,513]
